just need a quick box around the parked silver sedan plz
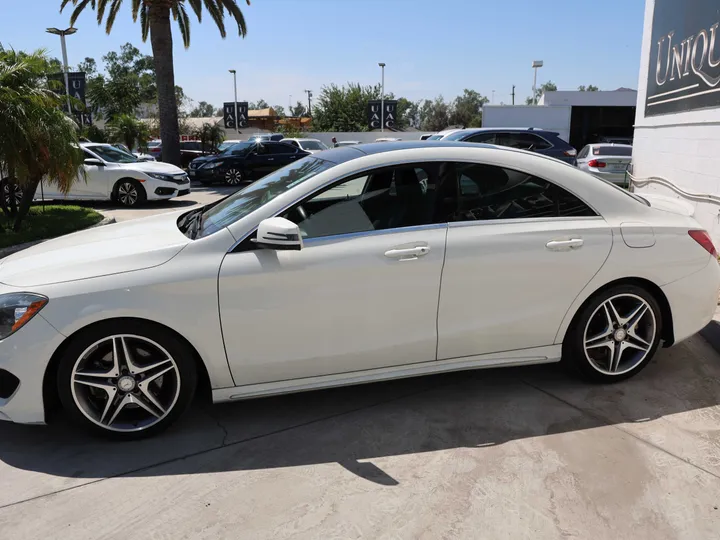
[576,144,632,185]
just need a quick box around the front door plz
[219,162,451,386]
[436,162,612,359]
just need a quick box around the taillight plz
[564,149,577,157]
[587,159,606,168]
[688,230,717,257]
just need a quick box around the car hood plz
[0,211,191,287]
[191,154,220,165]
[112,161,185,175]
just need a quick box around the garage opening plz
[569,106,636,149]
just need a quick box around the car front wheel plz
[224,168,244,186]
[57,320,197,439]
[115,179,147,207]
[563,284,662,383]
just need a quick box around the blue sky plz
[1,0,645,111]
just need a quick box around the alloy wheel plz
[118,182,139,206]
[583,293,656,376]
[70,335,181,433]
[3,183,23,207]
[225,169,243,185]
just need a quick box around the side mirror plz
[253,217,303,251]
[84,158,104,166]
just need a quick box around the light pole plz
[378,62,386,132]
[532,60,544,105]
[229,69,239,135]
[289,94,292,113]
[46,27,77,115]
[304,89,312,117]
[492,90,495,104]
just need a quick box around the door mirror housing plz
[253,217,303,251]
[84,158,104,166]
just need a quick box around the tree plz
[525,81,557,105]
[249,99,268,110]
[290,101,307,117]
[273,105,286,118]
[311,83,384,131]
[0,47,84,231]
[397,98,420,130]
[419,97,450,131]
[107,114,151,152]
[449,89,488,128]
[62,0,251,167]
[578,85,599,91]
[190,101,216,117]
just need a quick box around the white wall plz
[540,91,637,107]
[632,0,720,243]
[481,105,572,143]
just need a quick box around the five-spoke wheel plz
[564,284,662,382]
[58,321,196,439]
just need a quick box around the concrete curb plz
[0,215,116,259]
[699,320,720,354]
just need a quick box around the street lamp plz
[378,62,386,132]
[46,26,77,114]
[304,89,312,117]
[531,60,544,105]
[228,69,239,135]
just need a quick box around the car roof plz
[316,141,495,164]
[590,143,633,148]
[284,138,321,142]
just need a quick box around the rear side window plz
[593,146,632,156]
[451,162,596,221]
[496,133,551,151]
[270,143,297,154]
[465,132,497,144]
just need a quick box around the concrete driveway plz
[1,335,720,539]
[95,182,237,223]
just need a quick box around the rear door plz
[437,162,612,360]
[267,142,302,169]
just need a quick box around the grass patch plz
[0,205,104,249]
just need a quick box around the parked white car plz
[576,143,632,185]
[1,143,191,207]
[0,142,718,439]
[112,144,156,162]
[281,138,329,154]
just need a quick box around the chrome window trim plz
[303,223,447,246]
[448,216,605,228]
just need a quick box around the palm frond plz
[202,0,227,38]
[187,0,203,22]
[172,4,192,48]
[140,5,149,41]
[68,0,98,26]
[95,0,109,25]
[105,0,124,34]
[219,0,248,37]
[130,0,141,21]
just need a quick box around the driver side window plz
[282,163,448,239]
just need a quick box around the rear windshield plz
[593,146,632,157]
[427,134,444,140]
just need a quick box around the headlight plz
[146,172,175,181]
[201,161,224,170]
[0,293,48,340]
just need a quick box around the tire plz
[562,284,663,383]
[115,179,147,207]
[57,320,198,440]
[224,168,244,186]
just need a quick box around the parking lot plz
[1,334,720,539]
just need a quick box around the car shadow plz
[1,336,719,504]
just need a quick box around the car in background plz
[179,141,216,169]
[281,138,329,154]
[249,133,285,143]
[113,143,156,162]
[598,136,633,145]
[217,139,242,153]
[1,143,190,207]
[188,141,309,186]
[147,140,162,160]
[429,127,578,164]
[375,137,402,142]
[420,134,434,140]
[335,140,361,147]
[576,143,632,185]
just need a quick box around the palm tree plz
[193,122,224,153]
[61,0,250,167]
[107,113,150,152]
[0,47,84,231]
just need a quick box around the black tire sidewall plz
[115,179,147,207]
[56,320,197,440]
[563,284,663,383]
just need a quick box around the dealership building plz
[631,0,720,243]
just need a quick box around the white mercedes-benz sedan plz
[0,142,718,439]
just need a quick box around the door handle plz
[267,158,274,161]
[384,246,430,260]
[546,238,584,251]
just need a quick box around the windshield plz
[427,134,445,140]
[198,157,335,237]
[300,140,327,151]
[217,141,236,152]
[223,142,254,155]
[87,145,139,163]
[443,131,472,141]
[594,146,633,157]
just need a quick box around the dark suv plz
[188,141,309,186]
[433,128,577,164]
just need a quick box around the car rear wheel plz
[563,284,662,383]
[57,320,197,440]
[224,168,244,186]
[1,180,23,207]
[115,179,146,207]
